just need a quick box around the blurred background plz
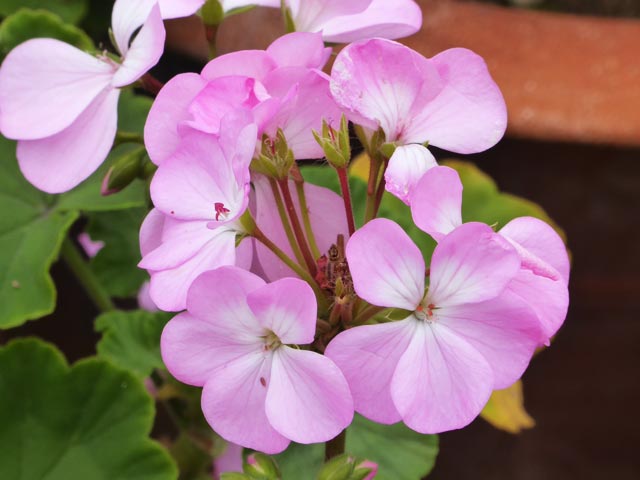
[4,0,640,478]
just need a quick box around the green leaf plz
[275,415,438,479]
[96,309,172,378]
[0,338,177,479]
[0,0,88,24]
[87,207,149,297]
[118,90,154,135]
[0,8,93,58]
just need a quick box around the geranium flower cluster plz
[0,0,570,460]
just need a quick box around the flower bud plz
[201,0,224,25]
[101,146,147,196]
[352,460,378,480]
[317,454,356,480]
[252,130,295,180]
[312,115,351,169]
[243,452,281,479]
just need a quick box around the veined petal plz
[144,73,209,165]
[266,347,353,444]
[112,2,165,87]
[499,217,570,283]
[404,48,507,152]
[287,0,371,32]
[391,322,493,433]
[321,0,422,44]
[161,312,260,386]
[410,165,463,241]
[247,278,317,344]
[17,88,120,194]
[384,144,437,204]
[346,218,424,310]
[202,351,290,454]
[202,50,277,81]
[111,0,156,57]
[437,291,542,389]
[428,222,520,307]
[186,266,265,337]
[325,319,416,424]
[158,0,205,18]
[0,38,114,140]
[146,229,239,311]
[266,32,331,69]
[506,269,569,343]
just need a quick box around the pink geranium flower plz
[144,32,339,165]
[330,38,507,203]
[161,266,354,453]
[282,0,422,43]
[325,219,541,433]
[410,165,570,342]
[139,114,257,311]
[0,0,201,193]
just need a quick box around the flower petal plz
[202,50,277,81]
[0,38,114,140]
[247,278,317,344]
[161,312,260,386]
[346,218,424,310]
[404,48,507,153]
[409,165,463,240]
[266,32,331,69]
[111,0,156,57]
[140,208,166,256]
[202,351,290,454]
[112,2,165,87]
[391,322,493,433]
[266,347,353,444]
[144,73,209,165]
[384,144,437,204]
[213,441,243,479]
[428,222,520,306]
[499,217,570,283]
[437,291,542,389]
[158,0,205,18]
[325,319,416,424]
[17,88,120,193]
[287,0,371,32]
[320,0,422,44]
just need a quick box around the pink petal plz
[384,144,437,204]
[140,208,166,256]
[0,39,114,140]
[437,291,541,389]
[213,442,244,479]
[78,232,105,258]
[499,217,570,283]
[409,165,463,241]
[287,0,371,32]
[158,0,205,18]
[247,278,317,344]
[391,322,493,433]
[345,218,424,310]
[265,347,353,444]
[325,319,416,424]
[404,48,507,153]
[145,227,239,311]
[17,88,120,194]
[144,73,209,165]
[112,3,166,87]
[202,50,277,81]
[428,222,520,307]
[150,130,248,222]
[137,281,159,312]
[161,312,260,386]
[202,351,290,454]
[266,32,331,69]
[321,0,422,43]
[186,266,266,338]
[506,269,569,342]
[111,0,156,57]
[330,38,442,139]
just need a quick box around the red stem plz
[336,167,356,236]
[140,73,164,95]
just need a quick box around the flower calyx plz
[252,129,295,180]
[313,115,351,169]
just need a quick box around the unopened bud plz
[243,453,281,479]
[313,116,351,168]
[101,146,147,196]
[201,0,224,25]
[318,454,356,480]
[252,130,295,180]
[352,460,378,480]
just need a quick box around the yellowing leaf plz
[480,380,535,434]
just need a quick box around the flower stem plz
[139,73,164,95]
[269,178,307,268]
[61,237,115,313]
[278,178,318,276]
[325,429,346,460]
[292,166,321,259]
[336,167,356,236]
[364,156,382,223]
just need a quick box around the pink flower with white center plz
[330,38,507,203]
[161,266,354,453]
[409,165,570,342]
[281,0,422,43]
[139,114,258,311]
[325,219,542,433]
[0,0,201,193]
[144,32,339,165]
